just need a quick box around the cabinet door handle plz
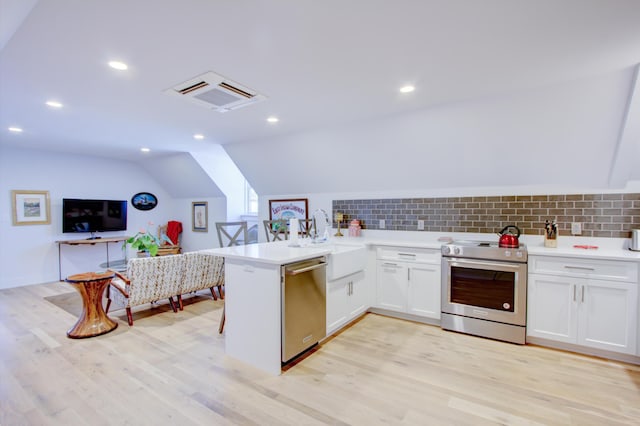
[407,268,410,281]
[382,262,398,267]
[564,265,595,271]
[581,285,585,303]
[398,253,416,257]
[573,284,576,302]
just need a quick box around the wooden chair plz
[263,219,289,242]
[106,255,184,326]
[299,218,315,237]
[216,221,248,247]
[215,221,249,333]
[247,224,259,244]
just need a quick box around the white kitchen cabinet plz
[376,262,407,312]
[580,278,637,353]
[326,271,367,334]
[528,255,638,355]
[407,263,441,318]
[376,247,441,320]
[527,274,577,343]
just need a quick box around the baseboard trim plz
[526,336,640,365]
[367,307,441,327]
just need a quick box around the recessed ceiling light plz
[8,127,23,133]
[46,100,63,108]
[108,61,128,71]
[266,116,279,123]
[193,134,205,140]
[140,147,150,153]
[399,85,415,93]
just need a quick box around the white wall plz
[0,146,226,289]
[192,145,247,221]
[172,196,226,251]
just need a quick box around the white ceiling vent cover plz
[164,71,266,112]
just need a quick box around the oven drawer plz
[376,246,439,263]
[529,255,638,282]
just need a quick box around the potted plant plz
[127,229,161,256]
[126,222,175,257]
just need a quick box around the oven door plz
[441,257,527,326]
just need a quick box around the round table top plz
[65,271,115,283]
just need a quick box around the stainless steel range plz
[441,240,528,344]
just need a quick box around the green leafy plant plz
[126,222,175,257]
[126,222,162,256]
[127,229,161,256]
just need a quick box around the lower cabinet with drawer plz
[376,247,441,320]
[527,255,638,355]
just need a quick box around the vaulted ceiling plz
[1,0,639,194]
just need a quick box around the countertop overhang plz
[201,241,334,265]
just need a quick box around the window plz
[245,180,258,214]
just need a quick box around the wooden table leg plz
[65,272,118,338]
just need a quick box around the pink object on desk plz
[573,245,599,250]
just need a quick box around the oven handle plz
[445,258,524,272]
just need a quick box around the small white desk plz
[56,237,128,280]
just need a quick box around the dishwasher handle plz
[285,261,327,275]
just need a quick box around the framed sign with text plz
[268,198,308,221]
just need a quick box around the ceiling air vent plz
[164,71,266,112]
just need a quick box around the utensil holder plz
[544,233,557,248]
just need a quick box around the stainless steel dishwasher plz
[281,257,327,363]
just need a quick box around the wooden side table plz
[65,272,118,338]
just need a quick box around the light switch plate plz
[417,220,425,230]
[571,222,582,235]
[379,219,385,229]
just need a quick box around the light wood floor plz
[1,281,639,425]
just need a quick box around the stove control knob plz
[505,250,512,257]
[442,246,450,255]
[454,247,461,255]
[516,251,523,258]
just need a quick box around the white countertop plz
[201,240,334,265]
[526,242,640,261]
[201,232,640,264]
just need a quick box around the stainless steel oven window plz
[442,257,527,326]
[450,266,516,312]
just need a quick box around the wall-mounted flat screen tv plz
[62,198,127,234]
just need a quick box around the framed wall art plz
[11,190,51,226]
[131,192,158,211]
[192,201,208,232]
[269,198,308,221]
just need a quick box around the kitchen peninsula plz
[202,241,337,375]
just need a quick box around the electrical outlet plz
[379,219,385,229]
[417,220,425,230]
[571,222,582,235]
